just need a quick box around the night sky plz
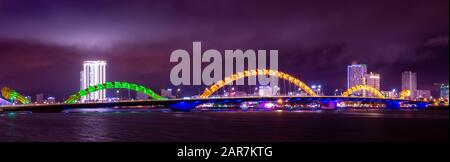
[0,0,448,100]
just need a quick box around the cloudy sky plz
[0,0,448,99]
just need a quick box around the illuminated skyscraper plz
[310,85,324,96]
[441,84,449,98]
[415,90,431,99]
[401,71,417,91]
[401,71,417,99]
[365,72,380,90]
[81,60,107,102]
[347,64,367,96]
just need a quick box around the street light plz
[176,88,181,98]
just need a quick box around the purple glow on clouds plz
[0,0,448,99]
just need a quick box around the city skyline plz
[0,0,448,99]
[2,61,446,103]
[0,50,447,100]
[0,0,448,147]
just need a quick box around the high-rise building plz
[347,64,367,96]
[401,71,417,99]
[36,93,44,104]
[401,71,417,91]
[80,60,107,102]
[161,89,175,99]
[441,84,449,98]
[414,90,431,99]
[364,72,381,97]
[365,72,380,90]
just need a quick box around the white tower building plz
[347,64,367,96]
[365,72,381,90]
[80,60,107,102]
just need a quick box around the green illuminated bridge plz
[65,81,165,104]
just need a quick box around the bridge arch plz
[65,81,165,103]
[200,69,317,98]
[1,87,30,104]
[341,85,385,98]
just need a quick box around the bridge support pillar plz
[385,101,401,109]
[415,102,428,109]
[320,100,337,110]
[168,101,202,111]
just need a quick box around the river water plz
[0,109,448,142]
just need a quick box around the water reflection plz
[74,113,113,141]
[0,109,448,142]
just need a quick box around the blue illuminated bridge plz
[0,96,429,113]
[0,69,434,113]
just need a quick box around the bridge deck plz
[0,96,422,112]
